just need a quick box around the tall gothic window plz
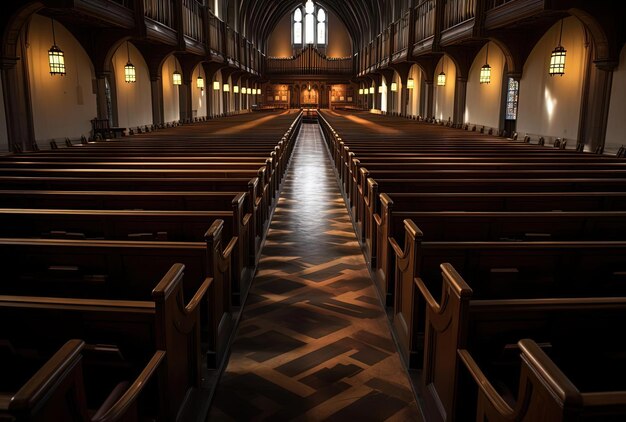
[505,77,519,120]
[293,1,327,46]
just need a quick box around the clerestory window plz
[293,1,327,46]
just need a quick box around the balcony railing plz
[485,0,517,10]
[381,29,390,63]
[443,0,476,30]
[208,13,223,52]
[266,46,352,75]
[182,0,205,42]
[414,0,436,42]
[393,11,410,54]
[143,0,173,27]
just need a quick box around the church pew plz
[0,263,205,421]
[371,202,626,302]
[389,219,626,369]
[416,263,626,421]
[0,339,166,422]
[0,218,234,368]
[459,339,626,421]
[0,203,253,294]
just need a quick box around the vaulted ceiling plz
[232,0,386,51]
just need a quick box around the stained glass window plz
[505,77,519,120]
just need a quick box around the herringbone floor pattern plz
[208,124,421,421]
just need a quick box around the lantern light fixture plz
[480,43,491,84]
[378,86,383,94]
[196,75,204,90]
[549,19,566,76]
[437,56,446,86]
[390,82,397,92]
[172,59,181,86]
[48,18,66,76]
[234,85,239,93]
[369,86,374,94]
[359,88,363,95]
[407,78,414,89]
[213,81,220,91]
[223,83,230,92]
[124,41,136,83]
[242,87,247,94]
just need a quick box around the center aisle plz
[208,124,421,421]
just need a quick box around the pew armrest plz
[389,237,404,258]
[91,350,166,422]
[457,348,516,418]
[414,277,440,311]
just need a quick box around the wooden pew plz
[390,219,626,369]
[416,264,626,421]
[459,339,626,421]
[0,219,234,369]
[0,263,205,421]
[0,339,165,421]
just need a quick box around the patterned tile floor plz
[207,124,421,421]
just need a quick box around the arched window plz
[293,8,302,44]
[293,1,327,46]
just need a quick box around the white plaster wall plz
[27,14,97,141]
[161,55,180,123]
[227,76,235,111]
[210,70,224,116]
[0,74,8,152]
[191,64,207,118]
[434,55,456,122]
[380,77,388,113]
[392,72,401,114]
[605,45,626,153]
[465,41,505,130]
[113,42,152,129]
[517,17,587,141]
[407,64,422,117]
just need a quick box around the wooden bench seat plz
[416,264,626,421]
[0,263,205,421]
[0,339,165,421]
[390,219,626,368]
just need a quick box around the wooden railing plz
[143,0,174,27]
[381,29,391,63]
[443,0,476,30]
[414,0,436,42]
[393,11,411,54]
[225,27,236,59]
[182,0,205,42]
[485,0,517,10]
[208,13,222,52]
[266,46,352,75]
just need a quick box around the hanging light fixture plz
[378,86,383,94]
[223,83,230,92]
[358,88,363,95]
[369,86,374,94]
[172,59,182,85]
[549,19,566,76]
[196,75,204,90]
[407,78,414,89]
[213,81,220,91]
[390,82,397,92]
[480,43,491,84]
[242,87,247,94]
[48,18,66,76]
[437,56,446,86]
[234,85,239,93]
[124,41,136,83]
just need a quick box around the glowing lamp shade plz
[549,46,566,76]
[407,78,414,89]
[358,88,363,95]
[124,62,136,83]
[369,86,374,94]
[196,75,204,89]
[437,72,446,86]
[390,82,397,92]
[378,86,383,94]
[172,70,182,85]
[213,81,220,91]
[223,83,230,92]
[242,87,247,94]
[479,64,491,84]
[234,85,239,93]
[48,19,66,76]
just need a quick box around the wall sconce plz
[437,57,446,86]
[196,75,204,90]
[369,86,374,94]
[390,82,397,92]
[124,41,136,83]
[407,78,414,89]
[359,88,363,95]
[223,83,230,92]
[234,86,239,93]
[213,81,220,91]
[549,19,566,76]
[480,43,491,84]
[48,18,66,76]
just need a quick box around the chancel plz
[0,1,625,421]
